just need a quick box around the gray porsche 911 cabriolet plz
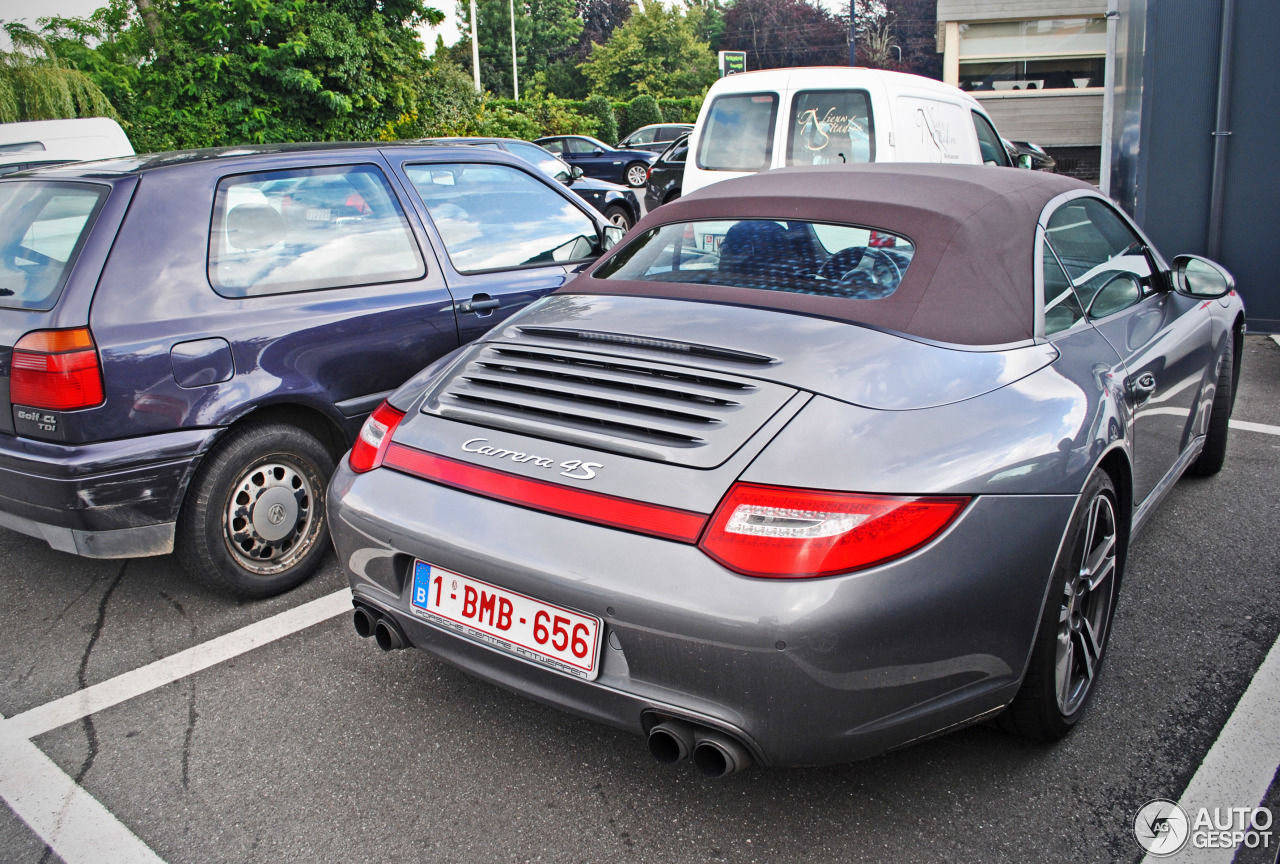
[328,164,1245,775]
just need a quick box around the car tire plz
[1187,337,1235,477]
[604,204,633,230]
[177,422,334,599]
[624,162,648,188]
[999,469,1122,740]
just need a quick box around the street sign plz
[719,51,746,77]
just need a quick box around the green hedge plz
[484,94,702,142]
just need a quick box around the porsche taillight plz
[10,328,104,411]
[698,483,970,578]
[349,401,406,473]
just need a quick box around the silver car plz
[328,164,1245,774]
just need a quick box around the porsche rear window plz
[0,181,107,311]
[593,219,914,300]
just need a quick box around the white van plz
[0,118,134,175]
[683,67,1012,195]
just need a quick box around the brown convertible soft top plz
[570,163,1094,346]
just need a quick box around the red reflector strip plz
[382,443,708,543]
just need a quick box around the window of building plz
[957,18,1106,92]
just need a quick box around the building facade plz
[936,0,1107,181]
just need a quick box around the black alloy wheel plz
[999,469,1123,739]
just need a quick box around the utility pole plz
[470,0,481,93]
[509,0,519,101]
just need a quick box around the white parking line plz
[0,714,166,864]
[7,588,352,740]
[1230,419,1280,437]
[1141,629,1280,863]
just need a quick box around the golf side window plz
[404,162,598,274]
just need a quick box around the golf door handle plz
[1132,372,1157,402]
[460,295,500,314]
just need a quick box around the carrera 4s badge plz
[461,438,604,480]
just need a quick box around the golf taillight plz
[349,401,405,473]
[698,483,969,578]
[10,328,104,411]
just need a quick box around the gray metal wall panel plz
[938,0,1106,22]
[976,92,1104,146]
[1218,0,1280,327]
[1132,0,1219,263]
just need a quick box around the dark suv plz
[0,144,617,598]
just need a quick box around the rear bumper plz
[329,462,1079,767]
[0,427,221,558]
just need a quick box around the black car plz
[534,135,656,188]
[0,144,621,599]
[616,123,694,154]
[643,133,689,212]
[426,137,641,229]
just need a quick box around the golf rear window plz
[594,219,914,300]
[0,181,107,311]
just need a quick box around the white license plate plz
[409,560,603,681]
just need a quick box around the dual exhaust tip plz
[648,718,753,778]
[355,604,751,777]
[353,604,406,652]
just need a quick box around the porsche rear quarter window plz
[208,164,424,298]
[594,219,914,300]
[697,94,779,171]
[0,181,107,311]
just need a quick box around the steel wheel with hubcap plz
[625,163,648,188]
[999,469,1123,739]
[178,422,335,599]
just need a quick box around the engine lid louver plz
[422,342,796,468]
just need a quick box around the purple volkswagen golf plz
[330,164,1244,773]
[0,144,617,598]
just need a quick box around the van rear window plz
[0,181,107,311]
[594,219,914,300]
[787,90,874,165]
[696,93,778,172]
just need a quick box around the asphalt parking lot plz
[2,335,1279,864]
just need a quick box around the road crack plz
[73,561,127,785]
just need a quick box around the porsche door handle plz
[1131,372,1158,403]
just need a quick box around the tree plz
[0,21,116,123]
[579,2,717,100]
[40,0,444,150]
[717,0,847,71]
[454,0,580,98]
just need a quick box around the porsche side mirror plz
[571,165,584,181]
[1018,153,1034,170]
[1172,254,1234,298]
[602,224,625,250]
